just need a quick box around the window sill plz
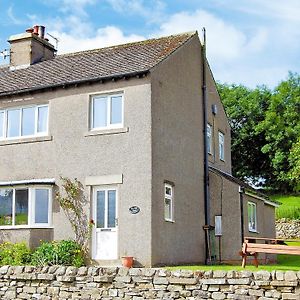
[0,226,54,230]
[249,229,259,234]
[85,127,129,137]
[0,135,53,146]
[165,219,175,223]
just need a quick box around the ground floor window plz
[247,201,257,232]
[164,182,174,222]
[0,187,52,228]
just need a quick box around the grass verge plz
[167,242,300,272]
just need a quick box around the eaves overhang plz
[0,70,150,99]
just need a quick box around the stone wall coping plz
[1,266,300,299]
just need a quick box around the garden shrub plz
[0,242,31,266]
[31,240,84,267]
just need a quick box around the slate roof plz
[0,32,196,97]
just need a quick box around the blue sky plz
[0,0,299,88]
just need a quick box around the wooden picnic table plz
[241,237,300,267]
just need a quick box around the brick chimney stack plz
[8,25,56,70]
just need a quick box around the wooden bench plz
[241,237,300,267]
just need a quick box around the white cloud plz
[106,0,166,22]
[7,5,24,25]
[156,10,268,65]
[50,26,144,54]
[59,0,97,17]
[229,0,300,23]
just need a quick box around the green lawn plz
[271,194,300,220]
[167,242,300,271]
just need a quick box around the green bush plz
[0,242,31,266]
[31,240,84,267]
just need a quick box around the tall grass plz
[276,207,300,220]
[272,195,300,220]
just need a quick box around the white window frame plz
[90,93,124,131]
[164,183,174,222]
[0,104,49,141]
[0,186,52,229]
[248,201,257,232]
[207,123,212,154]
[218,131,225,161]
[93,186,118,230]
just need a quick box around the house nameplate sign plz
[129,206,140,214]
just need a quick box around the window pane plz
[165,186,172,196]
[207,124,212,153]
[164,198,171,220]
[93,97,107,128]
[37,106,48,133]
[97,191,105,228]
[111,96,122,124]
[7,109,20,138]
[22,107,35,136]
[0,112,4,138]
[35,189,49,224]
[219,132,224,160]
[15,189,28,225]
[0,189,13,226]
[107,190,116,228]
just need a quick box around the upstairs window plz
[0,105,48,140]
[0,187,52,228]
[164,183,174,222]
[218,131,225,161]
[207,123,212,154]
[91,94,123,130]
[248,202,257,232]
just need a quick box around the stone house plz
[0,26,277,266]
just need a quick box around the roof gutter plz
[0,70,150,98]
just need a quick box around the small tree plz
[55,177,92,253]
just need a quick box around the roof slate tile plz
[0,32,196,97]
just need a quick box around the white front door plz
[92,187,118,260]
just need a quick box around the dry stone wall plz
[1,266,300,299]
[276,219,300,239]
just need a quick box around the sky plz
[0,0,299,88]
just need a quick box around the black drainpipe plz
[201,27,211,264]
[239,186,245,244]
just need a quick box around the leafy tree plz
[218,72,300,192]
[288,138,300,192]
[217,83,272,184]
[257,72,300,192]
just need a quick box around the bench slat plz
[245,243,300,253]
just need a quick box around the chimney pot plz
[26,28,33,33]
[38,26,45,39]
[33,25,39,35]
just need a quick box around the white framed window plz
[164,183,174,222]
[207,123,212,154]
[248,201,257,232]
[91,94,124,130]
[0,105,49,140]
[0,186,52,228]
[94,187,118,229]
[218,131,225,161]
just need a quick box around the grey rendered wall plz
[0,78,153,266]
[243,194,276,263]
[209,170,242,262]
[209,171,276,263]
[206,68,232,174]
[150,35,206,266]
